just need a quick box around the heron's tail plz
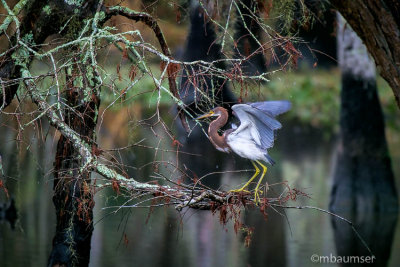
[264,154,275,166]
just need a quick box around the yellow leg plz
[230,161,260,193]
[254,160,268,204]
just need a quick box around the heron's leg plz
[230,161,260,193]
[254,160,268,204]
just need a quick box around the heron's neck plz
[208,114,230,152]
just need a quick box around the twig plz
[270,204,373,256]
[104,5,189,131]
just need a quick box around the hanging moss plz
[272,0,329,35]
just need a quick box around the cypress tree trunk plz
[330,13,398,214]
[0,1,103,266]
[43,1,102,264]
[48,61,100,266]
[330,14,398,264]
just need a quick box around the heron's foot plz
[229,161,260,196]
[253,183,269,205]
[254,191,261,205]
[253,188,265,205]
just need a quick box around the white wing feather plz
[229,101,290,150]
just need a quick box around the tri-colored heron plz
[196,101,291,203]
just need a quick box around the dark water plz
[1,116,399,267]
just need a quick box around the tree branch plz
[15,65,302,215]
[331,0,400,108]
[103,5,190,131]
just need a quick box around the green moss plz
[73,76,84,88]
[85,66,95,87]
[42,5,51,15]
[12,33,35,69]
[22,32,34,44]
[64,0,84,6]
[64,16,84,40]
[97,11,106,21]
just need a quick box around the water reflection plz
[332,212,398,266]
[0,115,399,266]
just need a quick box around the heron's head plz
[195,107,226,120]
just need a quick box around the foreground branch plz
[20,69,301,213]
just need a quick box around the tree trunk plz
[330,0,400,109]
[331,13,398,214]
[0,1,102,265]
[330,13,398,264]
[0,1,103,266]
[48,61,100,266]
[331,11,398,212]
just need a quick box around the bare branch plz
[104,5,189,131]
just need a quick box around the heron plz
[195,100,291,203]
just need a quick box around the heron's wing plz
[249,101,291,117]
[231,101,290,149]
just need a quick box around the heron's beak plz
[195,111,215,120]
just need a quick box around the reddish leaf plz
[129,65,137,81]
[174,2,181,24]
[0,179,9,198]
[91,145,103,156]
[122,48,128,59]
[112,179,120,195]
[123,233,129,247]
[116,63,121,81]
